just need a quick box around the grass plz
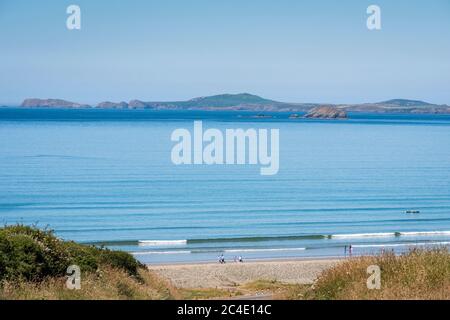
[0,268,185,300]
[309,248,450,300]
[241,280,310,299]
[179,288,242,300]
[0,267,178,300]
[178,281,307,300]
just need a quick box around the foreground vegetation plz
[0,225,179,299]
[232,249,450,300]
[1,225,449,300]
[310,248,450,300]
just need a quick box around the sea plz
[1,108,450,264]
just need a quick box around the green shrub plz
[0,226,70,281]
[0,225,142,282]
[62,241,100,273]
[99,249,143,277]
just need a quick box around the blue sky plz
[1,0,449,105]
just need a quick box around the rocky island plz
[21,98,90,108]
[303,106,348,119]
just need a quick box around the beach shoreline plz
[148,258,342,289]
[145,255,345,266]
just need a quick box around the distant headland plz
[19,93,450,114]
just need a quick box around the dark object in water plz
[406,210,420,214]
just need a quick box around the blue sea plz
[1,108,450,264]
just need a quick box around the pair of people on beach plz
[344,244,353,257]
[218,254,243,264]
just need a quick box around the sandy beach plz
[149,258,341,289]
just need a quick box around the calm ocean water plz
[1,108,450,263]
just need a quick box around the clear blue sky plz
[1,0,449,105]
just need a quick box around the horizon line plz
[3,93,449,107]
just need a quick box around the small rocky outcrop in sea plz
[304,106,348,119]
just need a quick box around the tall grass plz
[310,248,450,300]
[0,266,178,300]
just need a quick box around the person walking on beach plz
[349,244,353,257]
[344,245,347,257]
[238,256,243,263]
